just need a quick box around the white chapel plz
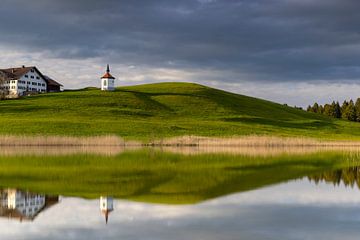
[101,65,116,91]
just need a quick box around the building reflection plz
[0,189,59,222]
[100,196,114,224]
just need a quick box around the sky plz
[1,0,360,107]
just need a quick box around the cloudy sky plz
[1,0,360,106]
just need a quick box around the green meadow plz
[1,82,360,141]
[0,149,357,204]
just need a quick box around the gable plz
[0,66,47,82]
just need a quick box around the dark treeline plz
[308,167,360,189]
[307,99,360,122]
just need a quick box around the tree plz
[307,105,312,112]
[334,101,341,118]
[312,102,320,113]
[341,100,349,119]
[0,71,7,99]
[323,104,333,117]
[343,100,356,121]
[355,98,360,121]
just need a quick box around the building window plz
[36,77,40,79]
[25,75,28,78]
[31,76,34,79]
[103,80,107,86]
[31,69,34,72]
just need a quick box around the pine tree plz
[334,101,341,118]
[312,102,319,113]
[343,100,356,121]
[307,105,312,112]
[323,104,332,116]
[355,98,360,121]
[341,100,349,119]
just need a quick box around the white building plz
[101,65,116,91]
[0,66,63,97]
[100,196,114,224]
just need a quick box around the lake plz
[0,146,360,239]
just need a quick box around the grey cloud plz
[1,0,360,83]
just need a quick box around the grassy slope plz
[0,82,359,140]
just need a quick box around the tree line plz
[307,99,360,122]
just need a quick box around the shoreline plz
[0,135,359,157]
[0,135,359,147]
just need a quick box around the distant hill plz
[0,82,359,140]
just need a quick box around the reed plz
[0,135,129,146]
[157,145,360,157]
[150,135,360,147]
[0,145,141,156]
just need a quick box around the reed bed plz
[0,135,130,146]
[156,145,360,157]
[150,135,360,147]
[0,145,142,156]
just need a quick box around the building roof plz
[0,195,59,222]
[44,76,63,86]
[0,66,34,80]
[0,66,48,81]
[0,66,63,87]
[101,72,115,79]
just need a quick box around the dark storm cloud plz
[1,0,360,82]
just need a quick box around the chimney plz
[12,69,15,73]
[22,65,25,68]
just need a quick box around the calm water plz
[0,147,360,239]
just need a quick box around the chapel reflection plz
[100,196,114,224]
[308,166,360,188]
[0,189,59,222]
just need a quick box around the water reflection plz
[1,178,360,240]
[0,189,117,224]
[0,189,59,222]
[100,196,114,224]
[308,166,360,188]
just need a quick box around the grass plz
[0,82,360,141]
[0,149,358,204]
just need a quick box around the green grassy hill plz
[0,82,359,140]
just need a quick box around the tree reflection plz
[308,166,360,188]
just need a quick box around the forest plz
[307,99,360,122]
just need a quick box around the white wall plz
[101,78,115,91]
